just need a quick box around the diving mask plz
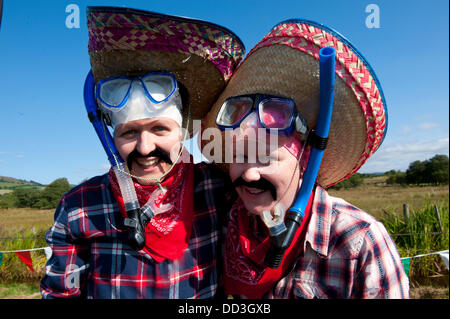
[216,94,307,136]
[95,72,183,128]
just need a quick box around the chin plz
[237,188,276,216]
[131,163,170,184]
[241,200,275,217]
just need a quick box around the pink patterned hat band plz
[87,7,245,81]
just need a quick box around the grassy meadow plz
[0,176,448,298]
[328,176,449,218]
[0,208,53,298]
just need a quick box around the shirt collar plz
[304,185,333,257]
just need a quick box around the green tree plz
[12,188,40,207]
[405,155,449,185]
[330,173,364,190]
[386,171,407,185]
[406,160,426,184]
[36,178,71,209]
[426,154,449,184]
[0,192,17,208]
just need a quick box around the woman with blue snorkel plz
[203,20,409,298]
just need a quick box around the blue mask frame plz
[216,94,306,137]
[95,72,178,109]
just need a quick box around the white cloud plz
[397,122,440,137]
[418,122,439,130]
[359,137,449,173]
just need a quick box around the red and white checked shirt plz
[232,186,410,299]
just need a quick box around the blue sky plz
[0,0,448,185]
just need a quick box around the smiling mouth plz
[135,157,160,169]
[243,187,268,195]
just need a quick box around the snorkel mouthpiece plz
[84,70,147,251]
[264,47,336,269]
[264,212,303,268]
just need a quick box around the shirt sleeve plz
[40,198,90,299]
[353,220,410,299]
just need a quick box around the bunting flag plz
[44,247,52,261]
[401,258,411,278]
[15,251,34,273]
[400,250,450,275]
[438,251,449,270]
[0,247,49,273]
[0,247,448,275]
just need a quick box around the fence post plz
[434,205,443,232]
[403,203,410,219]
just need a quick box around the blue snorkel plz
[83,71,122,165]
[264,47,336,269]
[83,70,147,251]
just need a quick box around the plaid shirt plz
[40,163,229,299]
[262,186,409,299]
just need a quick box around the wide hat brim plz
[203,19,387,188]
[87,6,245,132]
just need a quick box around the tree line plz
[0,155,447,209]
[386,154,449,186]
[0,178,71,209]
[326,154,448,190]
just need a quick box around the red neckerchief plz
[108,160,195,262]
[224,191,314,299]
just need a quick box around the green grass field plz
[0,177,448,299]
[328,176,449,218]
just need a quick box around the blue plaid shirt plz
[40,163,230,299]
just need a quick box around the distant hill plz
[0,176,45,191]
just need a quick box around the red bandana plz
[108,161,194,262]
[224,192,314,299]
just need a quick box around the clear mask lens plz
[99,78,131,107]
[141,74,176,103]
[217,97,253,126]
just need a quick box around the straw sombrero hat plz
[203,19,387,188]
[87,6,245,131]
